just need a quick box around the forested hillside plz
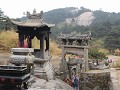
[0,9,11,30]
[42,7,91,24]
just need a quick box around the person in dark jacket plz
[72,74,79,90]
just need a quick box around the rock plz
[65,12,95,26]
[75,12,95,26]
[29,78,74,90]
[31,78,47,88]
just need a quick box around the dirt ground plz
[0,53,10,65]
[50,55,61,69]
[108,55,120,62]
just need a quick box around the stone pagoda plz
[11,9,55,80]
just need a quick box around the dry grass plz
[108,55,120,68]
[50,41,61,55]
[32,37,40,49]
[111,61,120,68]
[0,30,18,51]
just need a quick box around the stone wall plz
[79,70,111,90]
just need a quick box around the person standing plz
[72,74,79,90]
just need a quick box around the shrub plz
[114,49,120,56]
[99,48,109,55]
[89,48,107,60]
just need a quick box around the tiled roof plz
[11,10,55,28]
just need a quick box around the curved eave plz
[11,20,55,28]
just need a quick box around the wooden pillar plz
[18,33,24,47]
[40,35,45,59]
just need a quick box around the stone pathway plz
[95,61,120,90]
[110,68,120,90]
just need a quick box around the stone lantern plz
[12,9,55,80]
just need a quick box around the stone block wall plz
[79,70,111,90]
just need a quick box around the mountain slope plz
[42,7,91,24]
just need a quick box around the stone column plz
[59,46,68,79]
[46,35,49,50]
[84,47,89,71]
[40,35,45,59]
[61,46,65,70]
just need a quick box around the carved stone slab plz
[9,55,35,64]
[64,47,84,55]
[11,48,34,53]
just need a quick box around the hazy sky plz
[0,0,120,18]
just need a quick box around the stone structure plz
[58,32,91,79]
[79,70,111,90]
[11,10,74,90]
[9,48,34,65]
[9,48,35,74]
[12,9,55,80]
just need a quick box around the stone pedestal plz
[34,56,55,81]
[9,48,34,65]
[79,70,111,90]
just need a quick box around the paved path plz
[110,68,120,90]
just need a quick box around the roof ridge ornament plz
[26,11,31,17]
[39,11,43,18]
[33,9,36,14]
[26,10,43,19]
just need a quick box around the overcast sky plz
[0,0,120,18]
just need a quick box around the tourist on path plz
[72,74,79,90]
